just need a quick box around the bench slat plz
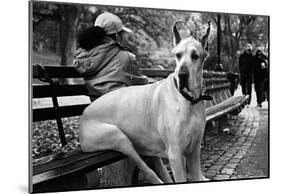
[141,69,174,77]
[34,149,101,173]
[33,65,229,79]
[33,65,82,78]
[32,66,175,79]
[205,83,231,93]
[206,95,249,122]
[33,84,88,98]
[33,150,125,185]
[207,96,243,116]
[33,104,89,122]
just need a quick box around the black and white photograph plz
[29,0,269,193]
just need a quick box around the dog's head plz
[172,21,211,99]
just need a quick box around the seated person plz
[74,12,148,101]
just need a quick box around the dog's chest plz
[176,104,206,151]
[175,101,206,124]
[189,105,206,127]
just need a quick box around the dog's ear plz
[201,21,211,50]
[173,21,183,46]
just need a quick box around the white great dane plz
[79,21,212,184]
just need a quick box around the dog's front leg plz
[168,146,186,183]
[186,142,208,181]
[151,157,173,183]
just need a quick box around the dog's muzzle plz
[173,77,213,105]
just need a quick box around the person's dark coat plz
[238,51,255,80]
[253,52,268,82]
[253,51,268,105]
[238,50,255,104]
[74,37,148,100]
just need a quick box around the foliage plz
[32,117,80,160]
[32,2,269,72]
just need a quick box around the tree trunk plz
[58,5,81,84]
[217,14,221,66]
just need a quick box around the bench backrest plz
[203,71,232,108]
[32,65,234,145]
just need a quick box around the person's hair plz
[77,26,106,50]
[107,33,117,41]
[107,30,125,42]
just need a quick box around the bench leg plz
[85,169,101,188]
[212,120,224,135]
[99,159,136,187]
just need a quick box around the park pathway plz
[201,84,269,180]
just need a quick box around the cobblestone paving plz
[201,107,268,180]
[233,108,269,179]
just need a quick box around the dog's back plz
[80,76,174,157]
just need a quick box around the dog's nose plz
[180,65,188,73]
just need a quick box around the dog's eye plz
[191,53,199,60]
[176,53,182,60]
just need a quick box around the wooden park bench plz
[31,64,249,193]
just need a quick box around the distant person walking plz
[74,12,148,101]
[239,43,255,105]
[254,47,268,107]
[264,44,269,102]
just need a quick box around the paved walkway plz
[201,105,268,180]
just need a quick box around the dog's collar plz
[173,77,213,105]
